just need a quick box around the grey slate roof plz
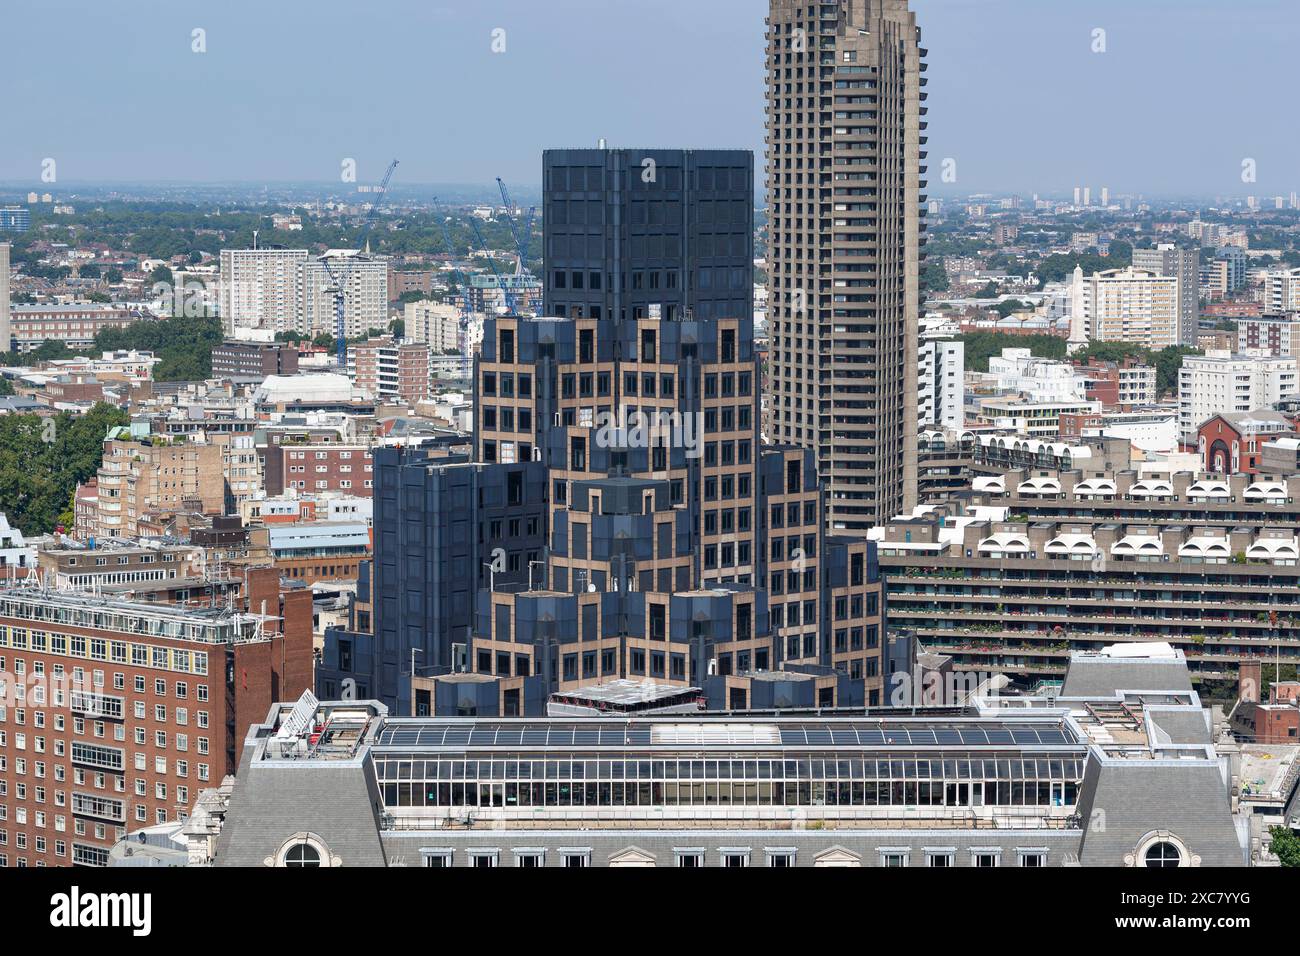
[1060,654,1193,698]
[212,729,388,867]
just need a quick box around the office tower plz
[0,242,9,352]
[765,0,924,530]
[542,147,753,323]
[1082,186,1091,206]
[1131,243,1200,344]
[1073,186,1081,206]
[1100,186,1109,207]
[301,251,390,340]
[218,248,308,335]
[1071,265,1180,350]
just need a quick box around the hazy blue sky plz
[1,0,1294,196]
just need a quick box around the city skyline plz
[1,0,1296,196]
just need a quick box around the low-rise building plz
[1198,410,1297,475]
[190,642,1253,867]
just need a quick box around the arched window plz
[283,842,322,867]
[1143,841,1181,868]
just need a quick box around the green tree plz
[1154,345,1201,396]
[1269,826,1300,867]
[993,299,1030,318]
[0,402,128,534]
[957,332,1067,372]
[921,260,950,293]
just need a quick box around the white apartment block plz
[919,338,964,430]
[0,242,10,350]
[1262,268,1300,314]
[1072,266,1180,349]
[1177,351,1298,445]
[1112,363,1158,406]
[985,348,1087,403]
[301,251,390,339]
[404,300,461,354]
[218,248,308,335]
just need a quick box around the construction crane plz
[322,158,399,368]
[438,216,475,378]
[469,217,516,314]
[495,177,537,277]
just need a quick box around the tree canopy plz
[0,402,129,534]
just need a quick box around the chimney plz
[1239,660,1262,704]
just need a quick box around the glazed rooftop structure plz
[199,643,1253,867]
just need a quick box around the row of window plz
[0,626,211,676]
[416,847,1052,868]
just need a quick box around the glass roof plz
[372,718,1079,751]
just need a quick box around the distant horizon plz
[0,178,1292,206]
[2,1,1297,195]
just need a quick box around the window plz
[766,849,795,868]
[675,849,704,868]
[1017,850,1047,868]
[283,842,321,867]
[422,850,453,867]
[972,851,1000,868]
[925,850,954,868]
[514,850,545,868]
[561,850,591,868]
[880,851,908,867]
[721,850,749,868]
[470,851,499,868]
[1144,841,1182,868]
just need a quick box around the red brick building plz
[0,566,312,867]
[1198,410,1297,475]
[263,443,375,497]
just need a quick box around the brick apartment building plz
[347,337,430,405]
[210,341,300,380]
[7,304,140,352]
[89,430,226,540]
[263,443,375,497]
[0,566,312,867]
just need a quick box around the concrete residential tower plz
[765,0,924,530]
[0,242,10,351]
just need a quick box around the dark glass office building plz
[542,148,754,323]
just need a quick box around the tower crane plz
[321,158,398,367]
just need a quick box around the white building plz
[0,513,36,576]
[404,300,461,354]
[1177,351,1298,445]
[986,348,1088,403]
[919,338,964,430]
[1071,266,1180,349]
[218,248,308,335]
[301,251,390,340]
[1261,268,1300,314]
